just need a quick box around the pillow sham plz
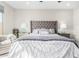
[32,29,39,34]
[38,28,49,34]
[49,29,55,34]
[32,28,55,34]
[39,30,49,34]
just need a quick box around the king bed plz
[8,21,79,58]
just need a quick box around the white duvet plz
[8,34,79,58]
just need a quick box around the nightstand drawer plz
[58,33,70,38]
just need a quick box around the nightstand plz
[19,32,30,37]
[19,32,26,37]
[58,33,70,38]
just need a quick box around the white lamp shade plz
[59,22,67,33]
[60,23,67,29]
[20,23,27,32]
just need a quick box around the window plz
[0,12,3,34]
[0,5,4,35]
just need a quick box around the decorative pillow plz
[32,29,39,34]
[38,28,49,34]
[32,28,55,34]
[40,28,48,31]
[39,30,49,34]
[49,29,55,34]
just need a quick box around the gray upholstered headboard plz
[30,21,58,33]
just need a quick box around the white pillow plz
[39,31,49,34]
[32,29,39,34]
[49,29,55,34]
[38,28,49,34]
[38,28,49,31]
[7,34,16,43]
[1,39,11,45]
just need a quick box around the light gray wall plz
[14,9,73,33]
[0,2,74,37]
[73,9,79,40]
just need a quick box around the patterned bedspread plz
[8,34,79,58]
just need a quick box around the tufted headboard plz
[30,21,58,33]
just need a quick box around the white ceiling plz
[5,1,79,9]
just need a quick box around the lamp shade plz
[59,22,67,33]
[60,23,67,29]
[20,23,27,32]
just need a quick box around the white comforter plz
[8,34,79,58]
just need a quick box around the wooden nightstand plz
[58,33,70,38]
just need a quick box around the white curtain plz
[0,5,4,35]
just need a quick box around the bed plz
[8,21,79,58]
